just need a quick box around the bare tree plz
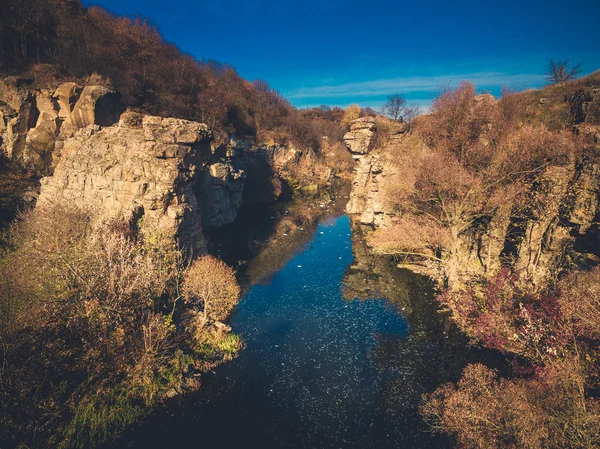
[382,93,408,121]
[403,104,423,122]
[546,59,582,84]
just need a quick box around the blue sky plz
[82,0,600,111]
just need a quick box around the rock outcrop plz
[196,138,248,229]
[343,117,376,158]
[345,118,406,227]
[37,113,212,253]
[0,77,120,172]
[0,77,36,163]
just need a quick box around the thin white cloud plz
[285,72,545,100]
[298,98,434,112]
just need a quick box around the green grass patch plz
[60,388,145,449]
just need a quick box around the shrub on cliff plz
[342,104,361,127]
[0,202,241,448]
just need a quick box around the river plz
[113,201,482,449]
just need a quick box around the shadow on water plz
[110,187,498,449]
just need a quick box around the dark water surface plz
[116,213,474,449]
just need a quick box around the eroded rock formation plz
[31,118,328,253]
[35,112,295,252]
[343,117,376,158]
[345,119,406,227]
[0,77,121,173]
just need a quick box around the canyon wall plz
[344,115,600,288]
[0,77,329,251]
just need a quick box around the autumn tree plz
[182,256,240,324]
[1,202,182,447]
[421,360,600,449]
[342,104,361,127]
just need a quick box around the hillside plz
[0,0,344,148]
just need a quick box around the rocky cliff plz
[345,117,407,227]
[344,115,600,288]
[34,113,316,253]
[0,77,121,173]
[1,76,333,250]
[37,113,212,252]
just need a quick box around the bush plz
[342,104,361,127]
[424,267,600,449]
[182,255,240,323]
[421,360,600,449]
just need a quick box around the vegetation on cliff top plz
[371,72,600,286]
[0,0,344,150]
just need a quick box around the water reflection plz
[112,212,471,449]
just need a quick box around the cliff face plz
[344,116,600,288]
[0,77,121,173]
[345,117,407,227]
[2,77,333,250]
[34,113,317,252]
[37,113,212,252]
